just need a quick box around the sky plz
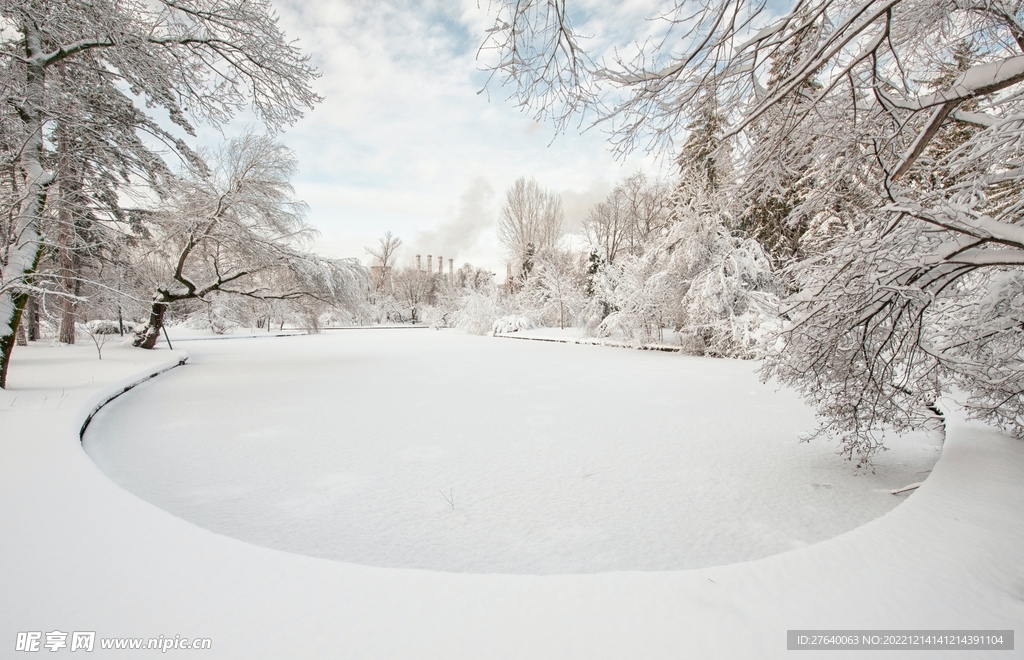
[228,0,669,277]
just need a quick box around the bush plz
[85,319,121,335]
[492,315,534,334]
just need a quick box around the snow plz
[1,335,1022,658]
[81,331,941,574]
[502,325,688,351]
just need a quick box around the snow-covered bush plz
[184,305,239,335]
[448,290,504,334]
[492,315,534,334]
[415,263,505,333]
[85,319,121,335]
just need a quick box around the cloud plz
[258,0,670,275]
[560,179,614,234]
[410,177,496,264]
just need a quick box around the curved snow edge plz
[494,332,683,352]
[77,351,189,441]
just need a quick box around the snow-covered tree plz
[482,0,1024,459]
[0,0,319,386]
[428,263,504,333]
[518,248,587,329]
[129,133,367,348]
[665,183,778,357]
[595,178,778,355]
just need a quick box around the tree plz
[44,54,188,345]
[482,0,1024,460]
[621,173,672,257]
[582,186,629,265]
[584,174,673,265]
[391,266,435,322]
[497,177,565,276]
[129,133,367,348]
[0,0,320,386]
[520,248,587,329]
[365,231,403,297]
[595,177,777,354]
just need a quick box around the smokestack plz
[438,256,443,274]
[416,254,421,270]
[506,263,512,282]
[449,258,453,276]
[427,255,433,272]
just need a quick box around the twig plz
[440,488,455,510]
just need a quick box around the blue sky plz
[256,0,665,275]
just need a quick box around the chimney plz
[506,263,512,282]
[438,255,443,274]
[449,258,453,276]
[416,254,421,270]
[427,255,433,272]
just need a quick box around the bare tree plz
[582,186,629,265]
[583,172,671,264]
[365,231,403,292]
[498,176,565,277]
[0,0,320,386]
[391,266,435,323]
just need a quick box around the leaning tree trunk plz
[0,32,54,389]
[133,302,168,350]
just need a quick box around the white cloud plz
[409,177,495,266]
[262,0,668,274]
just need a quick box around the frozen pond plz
[83,330,942,573]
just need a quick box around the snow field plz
[1,338,1021,659]
[84,330,941,573]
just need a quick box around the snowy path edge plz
[77,353,189,441]
[494,331,683,352]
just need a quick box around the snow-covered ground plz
[84,330,940,573]
[1,335,1021,658]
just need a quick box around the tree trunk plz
[16,323,27,346]
[0,291,33,388]
[133,302,168,350]
[56,77,84,346]
[56,202,79,343]
[0,29,55,388]
[25,297,39,341]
